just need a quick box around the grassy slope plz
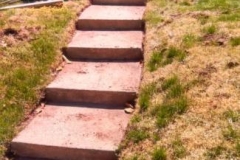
[0,0,88,157]
[120,0,240,159]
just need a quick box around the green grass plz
[224,110,240,122]
[127,128,149,143]
[145,11,163,26]
[172,139,187,158]
[148,47,186,72]
[196,0,240,10]
[230,37,240,47]
[166,83,184,98]
[182,33,198,48]
[139,82,157,111]
[205,146,226,159]
[223,125,239,141]
[155,97,188,128]
[236,143,240,156]
[218,12,240,21]
[147,50,164,72]
[0,2,86,157]
[150,76,188,128]
[130,115,142,124]
[161,76,179,91]
[203,24,217,35]
[152,147,167,160]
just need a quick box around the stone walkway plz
[11,0,145,159]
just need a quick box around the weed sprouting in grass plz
[156,97,188,128]
[161,76,179,91]
[154,76,188,128]
[230,37,240,47]
[223,125,239,141]
[172,139,187,158]
[139,82,157,111]
[152,132,160,143]
[127,128,149,143]
[205,146,226,159]
[179,1,191,6]
[236,143,240,156]
[148,50,164,72]
[218,13,240,21]
[166,47,186,62]
[182,33,198,48]
[148,47,186,72]
[166,84,184,98]
[152,147,167,160]
[145,11,163,26]
[223,110,240,122]
[130,115,142,124]
[203,24,217,35]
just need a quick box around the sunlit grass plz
[0,2,87,157]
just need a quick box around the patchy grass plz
[148,47,186,71]
[203,24,218,35]
[120,0,240,159]
[230,36,240,46]
[182,33,198,48]
[139,82,157,111]
[152,147,167,160]
[218,12,240,21]
[172,139,187,158]
[205,145,226,159]
[127,128,149,144]
[0,0,88,157]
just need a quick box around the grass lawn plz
[0,0,88,157]
[119,0,240,159]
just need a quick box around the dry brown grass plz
[120,0,240,159]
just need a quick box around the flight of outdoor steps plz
[11,0,146,159]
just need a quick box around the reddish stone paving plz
[77,5,145,30]
[11,0,146,159]
[46,62,142,105]
[12,104,130,160]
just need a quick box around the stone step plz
[11,104,130,160]
[77,5,145,30]
[46,62,142,105]
[66,31,143,61]
[92,0,146,5]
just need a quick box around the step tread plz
[47,62,142,93]
[79,5,145,21]
[68,31,143,49]
[12,104,130,160]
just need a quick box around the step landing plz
[77,5,146,30]
[11,104,130,160]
